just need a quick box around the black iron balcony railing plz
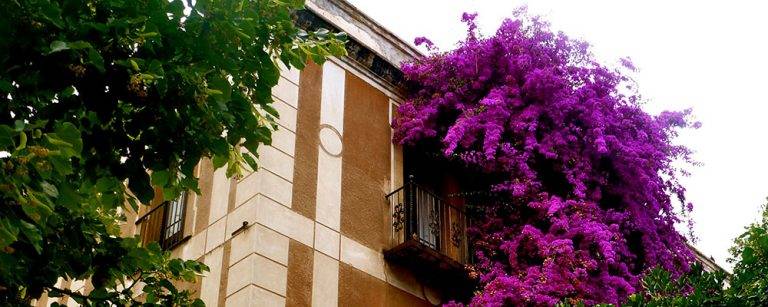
[135,193,188,250]
[385,176,471,267]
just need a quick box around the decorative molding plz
[318,124,343,157]
[305,0,422,64]
[297,2,421,95]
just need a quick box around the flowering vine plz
[393,10,698,306]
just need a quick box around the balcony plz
[384,176,475,300]
[135,193,189,250]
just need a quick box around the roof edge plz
[305,0,423,68]
[688,243,728,275]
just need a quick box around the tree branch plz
[47,286,94,303]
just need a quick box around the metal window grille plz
[136,193,188,250]
[386,177,471,264]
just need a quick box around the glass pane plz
[163,193,186,240]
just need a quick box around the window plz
[383,147,483,301]
[136,192,188,250]
[162,193,187,248]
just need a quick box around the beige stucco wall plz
[179,59,436,306]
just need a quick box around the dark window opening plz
[384,146,497,302]
[136,193,188,250]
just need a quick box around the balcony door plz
[412,186,440,249]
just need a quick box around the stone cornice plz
[298,0,423,94]
[688,243,728,275]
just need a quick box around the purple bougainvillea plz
[393,9,698,306]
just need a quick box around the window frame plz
[135,191,191,250]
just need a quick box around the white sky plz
[347,0,768,269]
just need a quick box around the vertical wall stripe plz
[226,177,238,213]
[285,240,314,307]
[287,62,325,307]
[208,168,230,225]
[339,72,391,251]
[194,159,215,234]
[311,251,340,307]
[390,101,404,189]
[308,62,345,307]
[291,62,323,220]
[319,64,346,136]
[200,246,224,307]
[216,241,232,307]
[314,62,346,231]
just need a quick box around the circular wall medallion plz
[318,124,343,157]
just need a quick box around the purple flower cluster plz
[393,10,697,306]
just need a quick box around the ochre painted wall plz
[340,72,392,252]
[38,61,437,307]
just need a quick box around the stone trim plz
[305,0,421,66]
[297,0,422,95]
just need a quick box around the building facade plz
[36,0,475,306]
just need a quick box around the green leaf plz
[759,236,768,250]
[260,62,280,85]
[88,48,105,73]
[212,153,228,169]
[127,197,139,213]
[49,155,73,175]
[94,177,119,193]
[48,41,69,54]
[18,220,42,254]
[0,125,13,148]
[19,195,53,225]
[129,59,140,71]
[0,80,12,93]
[0,218,20,248]
[209,138,228,156]
[57,182,81,211]
[161,185,178,202]
[242,136,261,155]
[15,131,26,151]
[54,122,82,155]
[191,298,206,307]
[38,1,64,28]
[168,0,185,16]
[328,42,347,57]
[286,0,305,9]
[179,175,199,193]
[67,41,92,50]
[235,29,251,40]
[146,292,157,304]
[40,181,59,198]
[742,247,755,264]
[148,60,165,78]
[208,74,231,102]
[168,258,183,274]
[261,103,280,118]
[205,88,223,95]
[60,86,77,98]
[151,170,171,186]
[13,120,24,132]
[128,172,154,203]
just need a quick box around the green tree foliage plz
[624,264,728,307]
[592,199,768,306]
[0,0,345,304]
[726,199,768,305]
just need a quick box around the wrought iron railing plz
[386,177,471,264]
[135,193,187,250]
